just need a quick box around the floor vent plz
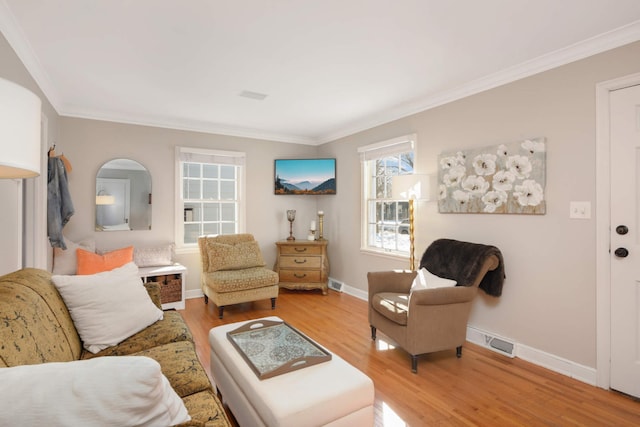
[468,327,515,358]
[328,279,344,292]
[484,334,515,357]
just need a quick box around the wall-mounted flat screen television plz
[274,158,337,195]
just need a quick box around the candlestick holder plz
[317,211,325,240]
[286,210,296,241]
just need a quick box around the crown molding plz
[317,20,640,144]
[0,0,62,111]
[60,106,318,145]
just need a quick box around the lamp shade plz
[392,174,430,201]
[0,77,42,178]
[96,190,115,205]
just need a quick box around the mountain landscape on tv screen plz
[276,177,336,195]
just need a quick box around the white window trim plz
[174,146,246,253]
[358,134,417,257]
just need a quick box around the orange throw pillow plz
[76,246,134,275]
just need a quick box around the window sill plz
[175,245,199,255]
[359,247,409,263]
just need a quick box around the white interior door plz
[610,84,640,398]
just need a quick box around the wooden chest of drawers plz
[274,240,329,295]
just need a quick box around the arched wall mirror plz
[96,159,152,231]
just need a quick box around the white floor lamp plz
[0,77,42,178]
[392,174,430,271]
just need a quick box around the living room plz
[1,2,640,425]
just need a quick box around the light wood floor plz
[179,289,640,426]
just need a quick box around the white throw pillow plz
[52,236,96,275]
[52,262,164,353]
[411,268,458,291]
[134,244,175,267]
[0,356,190,427]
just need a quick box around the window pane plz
[185,163,200,178]
[220,165,235,179]
[400,153,414,174]
[184,223,201,244]
[375,176,385,198]
[203,203,219,221]
[221,203,236,221]
[203,181,218,199]
[184,179,201,200]
[203,164,218,179]
[203,223,219,235]
[220,181,235,199]
[385,156,399,175]
[221,223,236,234]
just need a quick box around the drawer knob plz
[294,273,307,278]
[294,259,307,264]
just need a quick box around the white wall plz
[318,41,640,370]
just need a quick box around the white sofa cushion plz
[0,356,190,427]
[411,267,457,291]
[52,262,163,353]
[134,244,175,267]
[52,236,96,275]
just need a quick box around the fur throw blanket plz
[419,238,505,297]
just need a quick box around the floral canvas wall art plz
[438,137,546,214]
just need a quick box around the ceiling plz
[2,1,640,145]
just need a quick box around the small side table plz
[139,263,187,310]
[274,240,329,295]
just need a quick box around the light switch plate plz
[569,201,591,219]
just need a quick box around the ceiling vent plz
[239,90,268,101]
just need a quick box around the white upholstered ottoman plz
[209,316,374,427]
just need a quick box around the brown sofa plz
[0,268,231,427]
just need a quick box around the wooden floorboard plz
[179,289,640,426]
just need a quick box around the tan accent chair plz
[198,234,279,319]
[368,238,505,373]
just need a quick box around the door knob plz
[616,225,629,235]
[614,247,629,258]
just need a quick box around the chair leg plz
[370,326,377,341]
[456,346,462,358]
[204,295,208,304]
[411,355,418,373]
[271,297,276,310]
[218,306,224,319]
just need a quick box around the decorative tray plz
[227,319,331,380]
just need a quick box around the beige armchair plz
[368,238,505,373]
[198,234,279,319]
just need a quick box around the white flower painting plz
[438,138,546,214]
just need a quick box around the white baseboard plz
[185,289,204,300]
[515,343,597,386]
[467,326,596,386]
[340,283,368,301]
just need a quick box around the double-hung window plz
[176,147,245,247]
[359,134,415,256]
